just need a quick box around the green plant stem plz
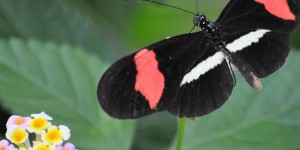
[176,118,186,150]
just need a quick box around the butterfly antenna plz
[189,25,196,33]
[143,0,196,15]
[196,0,200,14]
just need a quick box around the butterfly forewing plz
[98,32,223,118]
[216,0,300,33]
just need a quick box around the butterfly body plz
[97,0,300,119]
[196,13,262,89]
[195,14,223,44]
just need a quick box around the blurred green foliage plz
[0,0,299,150]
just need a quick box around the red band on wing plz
[255,0,296,20]
[134,49,165,109]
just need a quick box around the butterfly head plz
[194,14,209,30]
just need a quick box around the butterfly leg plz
[228,61,237,87]
[221,46,262,90]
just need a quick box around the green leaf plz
[0,0,133,62]
[168,50,300,150]
[0,38,134,149]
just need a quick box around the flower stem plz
[176,118,186,150]
[17,143,26,148]
[36,134,42,141]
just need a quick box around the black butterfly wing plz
[98,32,234,119]
[216,0,300,78]
[167,53,234,117]
[98,32,200,118]
[224,30,291,78]
[216,0,300,33]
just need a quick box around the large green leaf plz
[52,0,140,55]
[0,38,134,149]
[0,0,135,62]
[169,50,300,150]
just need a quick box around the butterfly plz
[97,0,300,119]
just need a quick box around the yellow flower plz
[41,125,70,146]
[5,126,28,144]
[27,112,52,134]
[2,112,76,150]
[33,143,54,150]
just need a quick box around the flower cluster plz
[0,112,78,150]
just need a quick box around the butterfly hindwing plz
[168,51,234,117]
[225,30,290,78]
[216,0,299,78]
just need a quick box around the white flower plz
[6,115,31,129]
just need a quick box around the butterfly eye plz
[194,14,207,26]
[193,15,201,26]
